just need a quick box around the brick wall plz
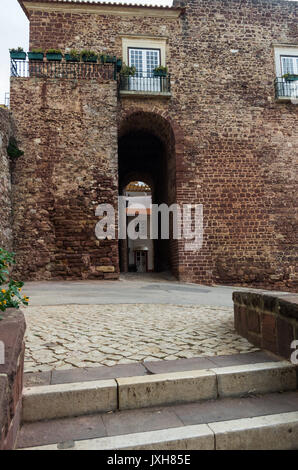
[233,291,298,362]
[0,108,13,251]
[0,309,26,450]
[10,0,298,288]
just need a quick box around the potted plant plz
[282,73,298,82]
[153,66,168,77]
[46,49,63,61]
[9,47,26,60]
[100,54,117,64]
[81,50,98,63]
[28,49,44,61]
[120,64,136,76]
[65,49,80,62]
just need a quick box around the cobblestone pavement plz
[24,304,259,372]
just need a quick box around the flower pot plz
[100,55,116,64]
[285,75,298,82]
[10,51,26,60]
[153,70,167,77]
[46,53,63,61]
[28,52,44,61]
[65,54,80,62]
[81,55,98,63]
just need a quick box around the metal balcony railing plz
[10,60,115,81]
[119,72,171,94]
[275,77,298,99]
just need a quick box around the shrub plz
[0,248,29,315]
[7,137,24,160]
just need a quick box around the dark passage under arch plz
[118,111,177,275]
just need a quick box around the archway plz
[118,111,177,275]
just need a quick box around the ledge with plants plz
[10,47,124,68]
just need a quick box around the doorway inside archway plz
[118,111,177,276]
[123,181,153,273]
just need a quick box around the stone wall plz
[0,108,13,251]
[233,291,298,362]
[10,0,298,288]
[10,76,119,280]
[0,309,26,450]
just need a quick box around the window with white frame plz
[129,48,160,78]
[128,47,162,91]
[280,55,298,75]
[274,46,298,99]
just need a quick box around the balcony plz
[275,77,298,101]
[10,59,115,81]
[119,73,171,98]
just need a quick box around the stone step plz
[22,360,297,422]
[18,388,298,450]
[17,391,298,449]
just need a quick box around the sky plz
[0,0,296,104]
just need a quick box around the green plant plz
[0,248,29,315]
[7,137,24,160]
[80,50,98,60]
[9,47,24,53]
[68,49,80,59]
[100,54,116,64]
[153,65,168,74]
[30,49,44,53]
[120,64,136,76]
[46,49,62,54]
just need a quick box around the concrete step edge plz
[22,411,298,450]
[22,361,297,422]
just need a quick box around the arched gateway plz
[118,110,183,277]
